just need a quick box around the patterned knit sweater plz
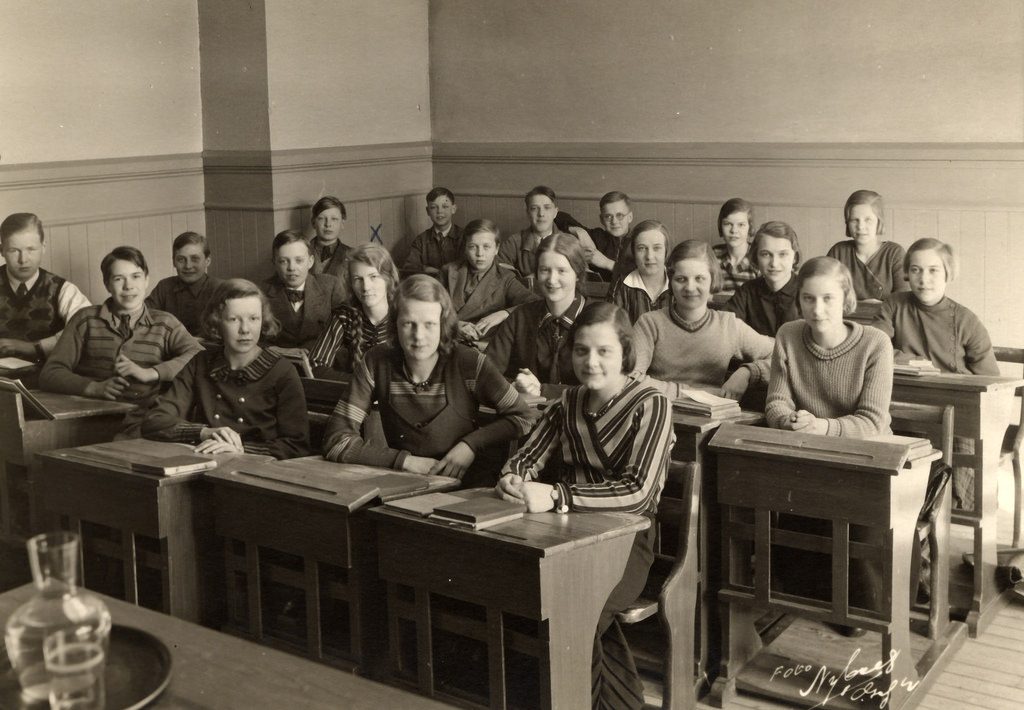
[765,320,893,437]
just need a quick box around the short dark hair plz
[201,278,280,341]
[717,198,755,239]
[101,246,149,284]
[751,221,802,269]
[667,240,723,293]
[599,191,631,209]
[0,213,44,243]
[311,196,347,221]
[395,275,459,355]
[272,230,313,257]
[172,231,210,257]
[462,218,500,244]
[426,187,456,204]
[524,185,557,206]
[568,301,637,373]
[843,190,885,237]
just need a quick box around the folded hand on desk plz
[84,375,130,400]
[496,474,555,513]
[197,426,245,454]
[403,455,440,475]
[781,410,828,435]
[429,441,476,480]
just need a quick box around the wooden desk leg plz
[122,532,139,605]
[414,587,434,697]
[883,507,919,710]
[486,607,507,710]
[969,392,1015,635]
[543,534,635,710]
[708,601,760,709]
[246,542,263,640]
[304,557,323,660]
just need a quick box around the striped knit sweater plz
[503,379,674,515]
[765,320,893,437]
[307,304,393,375]
[40,301,201,405]
[323,343,538,469]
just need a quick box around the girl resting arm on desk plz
[141,279,310,459]
[496,301,673,710]
[765,256,894,438]
[631,239,774,402]
[322,275,538,488]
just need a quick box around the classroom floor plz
[689,463,1024,710]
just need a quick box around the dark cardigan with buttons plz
[141,347,310,459]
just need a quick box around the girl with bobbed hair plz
[142,278,309,459]
[498,300,674,709]
[487,233,590,399]
[323,275,538,487]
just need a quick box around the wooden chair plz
[300,376,349,450]
[889,401,954,640]
[616,461,700,710]
[993,346,1023,548]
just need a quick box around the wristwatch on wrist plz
[550,486,568,514]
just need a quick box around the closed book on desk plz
[382,491,467,517]
[894,359,942,376]
[430,496,526,530]
[674,388,742,418]
[864,434,934,460]
[130,455,218,476]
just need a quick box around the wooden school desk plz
[370,506,650,710]
[0,584,451,710]
[892,371,1024,635]
[671,409,764,694]
[205,456,458,674]
[34,439,269,624]
[707,424,966,710]
[0,386,135,544]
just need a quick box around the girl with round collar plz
[632,240,774,401]
[142,278,310,459]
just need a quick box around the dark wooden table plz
[205,456,459,674]
[892,372,1024,635]
[34,439,269,624]
[370,505,650,710]
[0,389,135,545]
[671,409,764,695]
[0,584,452,709]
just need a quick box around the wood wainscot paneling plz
[434,142,1024,348]
[0,154,206,304]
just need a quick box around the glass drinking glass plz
[44,627,106,710]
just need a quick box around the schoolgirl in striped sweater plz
[498,301,673,710]
[323,275,537,487]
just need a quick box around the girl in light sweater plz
[632,240,773,401]
[766,256,894,438]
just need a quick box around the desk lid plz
[209,457,456,512]
[709,423,937,474]
[894,371,1024,392]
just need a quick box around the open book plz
[674,388,742,417]
[894,359,942,376]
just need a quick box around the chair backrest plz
[301,377,350,450]
[889,401,954,466]
[651,461,701,582]
[994,346,1024,422]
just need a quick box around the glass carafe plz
[4,532,112,703]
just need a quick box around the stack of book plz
[673,388,742,418]
[130,455,218,477]
[893,359,942,376]
[384,491,527,530]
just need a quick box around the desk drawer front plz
[213,487,352,567]
[378,523,542,618]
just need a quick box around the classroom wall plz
[199,0,434,277]
[0,0,205,303]
[430,0,1024,347]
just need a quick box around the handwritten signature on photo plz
[770,648,920,709]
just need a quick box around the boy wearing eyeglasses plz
[556,191,635,282]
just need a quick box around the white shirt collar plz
[623,269,668,302]
[6,267,40,292]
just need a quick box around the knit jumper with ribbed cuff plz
[765,320,893,438]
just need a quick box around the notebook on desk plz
[382,491,467,517]
[429,496,527,530]
[130,455,218,476]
